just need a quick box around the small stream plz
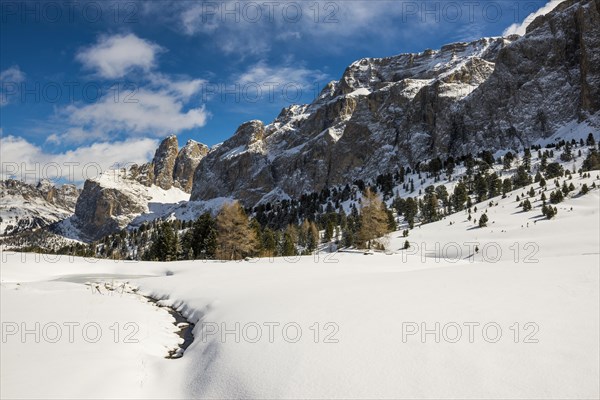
[144,296,195,359]
[55,274,195,359]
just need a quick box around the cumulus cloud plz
[0,135,159,184]
[61,34,209,143]
[0,65,26,106]
[503,0,563,36]
[234,60,327,88]
[143,0,409,56]
[0,66,25,82]
[76,33,164,79]
[61,87,209,142]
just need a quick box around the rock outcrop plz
[73,175,148,240]
[191,0,600,206]
[173,140,209,192]
[36,179,79,210]
[69,135,209,241]
[129,136,208,193]
[152,135,179,190]
[0,179,80,235]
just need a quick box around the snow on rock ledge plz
[71,170,189,241]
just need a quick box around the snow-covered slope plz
[60,169,189,241]
[0,179,79,236]
[2,173,599,398]
[191,0,600,206]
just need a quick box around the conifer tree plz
[358,188,389,249]
[479,213,489,228]
[308,222,320,252]
[502,179,513,197]
[216,202,258,260]
[580,184,589,195]
[282,225,298,257]
[261,228,277,257]
[404,197,418,229]
[421,186,440,223]
[453,181,468,211]
[189,213,217,259]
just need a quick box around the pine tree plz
[502,179,513,197]
[586,133,596,147]
[513,166,532,188]
[452,181,468,211]
[358,188,389,249]
[216,202,258,260]
[146,222,178,261]
[261,228,277,257]
[523,149,532,172]
[421,186,439,223]
[282,225,298,257]
[324,220,334,242]
[503,152,513,170]
[580,184,589,195]
[404,197,418,229]
[546,162,564,179]
[479,213,489,228]
[582,149,600,171]
[189,213,217,259]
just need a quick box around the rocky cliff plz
[129,136,208,192]
[69,135,208,241]
[34,0,600,242]
[70,169,189,241]
[0,179,80,235]
[191,0,600,206]
[173,140,209,192]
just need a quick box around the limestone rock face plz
[72,171,153,241]
[36,179,79,209]
[129,136,208,193]
[191,0,600,207]
[129,163,154,187]
[0,179,80,235]
[152,135,179,190]
[173,140,209,192]
[69,135,210,241]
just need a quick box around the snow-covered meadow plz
[2,181,599,399]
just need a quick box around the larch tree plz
[216,201,258,260]
[358,188,389,250]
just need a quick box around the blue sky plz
[0,0,558,182]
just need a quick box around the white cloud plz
[0,135,159,184]
[0,65,25,106]
[145,0,408,56]
[0,66,25,82]
[45,134,61,145]
[62,35,209,143]
[76,33,164,79]
[234,60,327,88]
[61,87,209,142]
[503,0,563,36]
[147,73,207,101]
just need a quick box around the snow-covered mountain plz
[3,0,599,244]
[190,0,600,205]
[61,169,190,241]
[54,136,208,241]
[0,179,79,236]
